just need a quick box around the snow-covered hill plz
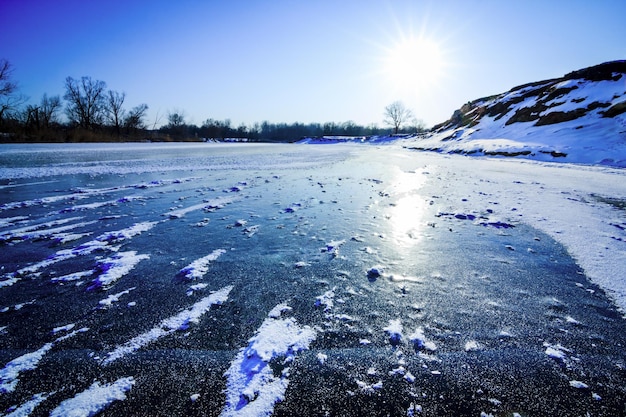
[405,60,626,167]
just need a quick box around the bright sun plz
[383,36,446,93]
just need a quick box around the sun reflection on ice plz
[385,169,429,247]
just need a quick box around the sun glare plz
[383,36,446,93]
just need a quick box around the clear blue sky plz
[1,0,625,128]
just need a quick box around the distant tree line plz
[0,59,424,143]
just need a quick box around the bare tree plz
[22,94,61,132]
[383,101,414,134]
[39,94,61,128]
[105,90,126,135]
[64,76,107,129]
[167,110,186,127]
[124,103,148,131]
[0,59,26,123]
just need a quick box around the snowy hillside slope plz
[405,60,626,167]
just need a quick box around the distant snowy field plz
[0,143,624,416]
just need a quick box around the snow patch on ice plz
[3,392,49,417]
[409,327,437,352]
[88,252,149,291]
[186,283,209,296]
[544,342,571,363]
[99,287,136,307]
[5,221,157,282]
[384,319,404,345]
[166,196,236,218]
[322,239,346,258]
[49,377,135,417]
[178,249,226,280]
[52,323,75,334]
[569,380,589,389]
[315,289,336,312]
[267,303,292,318]
[51,270,93,284]
[221,304,316,417]
[464,340,481,352]
[103,285,232,365]
[0,343,53,393]
[355,379,383,395]
[0,217,95,243]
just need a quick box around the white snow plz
[52,323,76,334]
[221,304,316,417]
[2,221,158,285]
[186,283,209,296]
[50,270,93,284]
[267,303,292,318]
[409,327,437,352]
[569,380,589,389]
[0,324,91,392]
[0,343,53,393]
[384,319,404,345]
[94,221,158,242]
[103,285,232,365]
[545,346,566,361]
[3,392,49,417]
[178,249,226,280]
[49,377,135,417]
[0,217,92,242]
[322,239,346,258]
[464,340,481,352]
[0,215,29,227]
[99,287,136,307]
[166,196,236,218]
[54,327,89,343]
[314,289,336,312]
[88,251,149,291]
[356,379,383,394]
[240,316,316,363]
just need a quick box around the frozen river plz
[0,143,625,416]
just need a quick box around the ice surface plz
[49,377,135,417]
[0,143,624,415]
